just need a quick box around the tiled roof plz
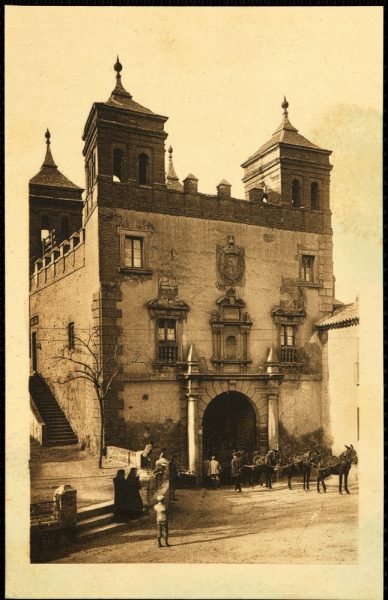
[242,114,319,166]
[30,166,82,189]
[316,302,359,329]
[105,76,154,115]
[29,139,82,190]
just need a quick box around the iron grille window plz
[157,318,177,363]
[301,255,314,282]
[124,237,143,268]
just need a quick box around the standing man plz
[208,455,222,489]
[231,452,243,492]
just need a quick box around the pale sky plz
[6,6,383,304]
[4,8,384,599]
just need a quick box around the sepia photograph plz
[5,5,383,599]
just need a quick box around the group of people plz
[113,449,178,546]
[205,451,244,491]
[113,468,144,522]
[206,449,281,492]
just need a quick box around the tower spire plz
[166,146,183,191]
[42,129,57,168]
[273,96,298,134]
[111,56,132,99]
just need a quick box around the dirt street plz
[53,474,358,564]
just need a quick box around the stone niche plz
[210,287,252,373]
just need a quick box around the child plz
[154,494,170,547]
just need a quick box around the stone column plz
[187,394,198,473]
[268,395,279,450]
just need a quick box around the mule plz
[277,450,322,491]
[242,450,277,488]
[316,445,358,494]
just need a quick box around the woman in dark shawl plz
[113,469,127,522]
[125,468,144,518]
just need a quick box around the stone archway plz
[202,391,257,480]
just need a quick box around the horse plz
[277,450,322,491]
[242,450,278,489]
[316,445,358,494]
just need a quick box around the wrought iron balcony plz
[279,346,299,363]
[158,344,178,363]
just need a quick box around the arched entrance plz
[202,392,257,481]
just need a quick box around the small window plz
[67,322,75,350]
[291,179,301,207]
[138,153,149,185]
[113,148,124,182]
[301,255,314,282]
[61,216,69,240]
[311,182,320,209]
[124,237,143,268]
[225,335,237,360]
[157,319,177,363]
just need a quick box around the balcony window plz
[157,318,177,363]
[280,325,298,362]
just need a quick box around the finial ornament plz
[281,96,289,114]
[114,56,123,74]
[45,129,51,144]
[168,146,173,156]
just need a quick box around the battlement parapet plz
[95,181,331,235]
[30,229,86,292]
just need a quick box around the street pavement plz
[53,475,358,564]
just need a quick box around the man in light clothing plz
[154,494,170,547]
[208,455,222,489]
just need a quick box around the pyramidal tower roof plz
[242,97,323,168]
[29,129,82,190]
[104,56,155,114]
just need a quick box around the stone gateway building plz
[29,60,335,478]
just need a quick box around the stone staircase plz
[29,373,78,447]
[76,501,146,540]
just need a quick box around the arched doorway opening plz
[202,391,257,482]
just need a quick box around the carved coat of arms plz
[217,236,245,285]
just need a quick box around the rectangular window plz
[280,325,297,362]
[67,322,75,350]
[280,325,295,346]
[301,255,314,282]
[157,318,177,363]
[124,237,143,268]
